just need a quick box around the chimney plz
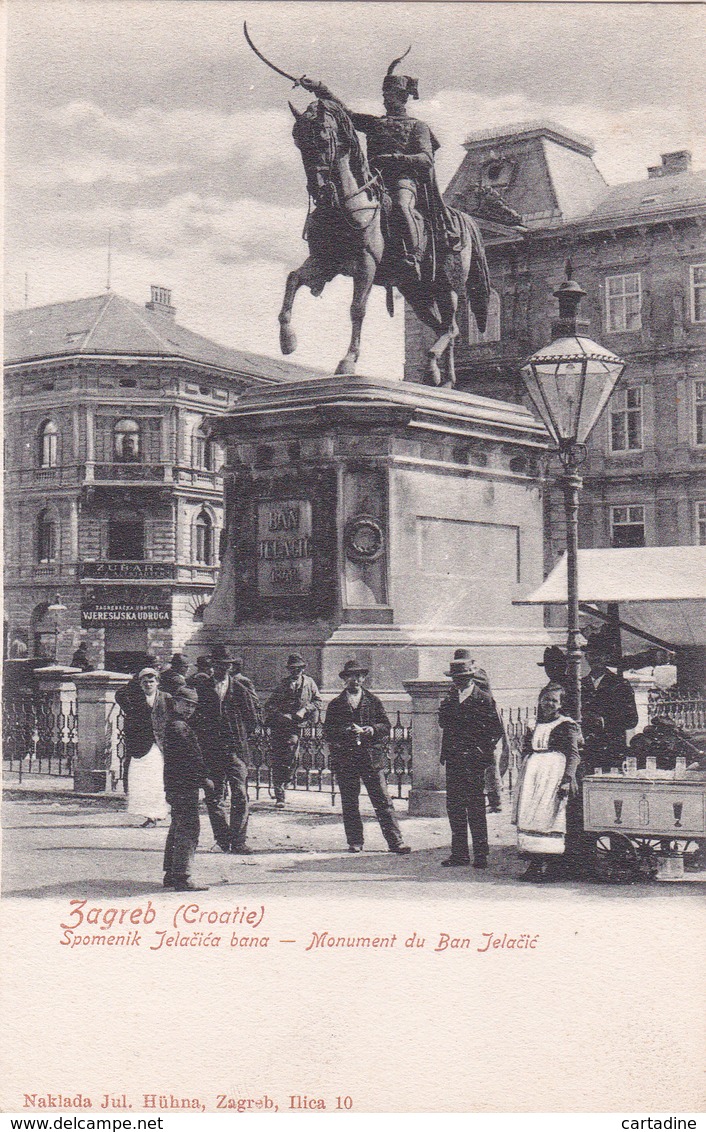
[145,285,176,318]
[648,150,692,178]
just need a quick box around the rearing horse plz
[279,97,492,386]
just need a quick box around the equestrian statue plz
[244,27,520,386]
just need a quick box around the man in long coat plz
[191,645,260,854]
[324,660,411,854]
[581,638,638,772]
[438,650,504,868]
[264,653,323,807]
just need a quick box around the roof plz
[516,547,706,647]
[578,169,706,229]
[463,120,596,157]
[4,292,324,382]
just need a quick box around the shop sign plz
[257,500,313,596]
[79,561,175,581]
[81,601,171,627]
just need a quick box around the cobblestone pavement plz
[3,785,705,900]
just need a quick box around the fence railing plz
[2,693,78,779]
[102,707,412,804]
[500,705,536,794]
[648,691,706,733]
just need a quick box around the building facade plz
[4,286,315,670]
[406,124,706,564]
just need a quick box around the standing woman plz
[513,683,582,881]
[116,667,171,827]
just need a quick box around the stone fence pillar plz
[404,679,450,816]
[74,671,131,793]
[34,664,81,709]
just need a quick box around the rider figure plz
[301,51,460,281]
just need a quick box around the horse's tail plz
[386,286,394,318]
[460,213,491,338]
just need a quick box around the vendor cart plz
[583,766,706,881]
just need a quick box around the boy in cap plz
[162,687,214,892]
[264,654,323,807]
[324,660,411,854]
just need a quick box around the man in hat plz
[300,52,460,281]
[187,655,213,691]
[159,653,190,697]
[538,646,568,689]
[162,687,214,892]
[438,649,504,868]
[264,654,323,807]
[191,644,261,853]
[324,660,411,854]
[581,637,638,772]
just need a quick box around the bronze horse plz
[279,97,493,386]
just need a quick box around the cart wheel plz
[631,837,661,878]
[595,832,639,882]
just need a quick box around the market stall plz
[517,545,706,880]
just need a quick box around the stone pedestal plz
[74,670,130,793]
[202,374,550,707]
[624,671,657,738]
[404,679,449,816]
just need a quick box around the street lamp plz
[46,593,67,664]
[521,266,625,721]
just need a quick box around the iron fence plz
[648,691,706,734]
[2,692,77,779]
[106,701,127,792]
[107,706,412,804]
[500,704,536,796]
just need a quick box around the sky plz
[5,0,705,377]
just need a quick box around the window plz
[610,387,643,452]
[610,505,645,548]
[37,509,58,562]
[38,421,58,468]
[691,264,706,323]
[468,288,500,344]
[193,427,215,471]
[696,502,706,545]
[113,418,141,462]
[194,510,214,565]
[605,273,642,333]
[108,518,144,560]
[695,381,706,446]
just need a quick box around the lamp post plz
[521,267,625,721]
[47,593,67,664]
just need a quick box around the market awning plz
[515,546,706,647]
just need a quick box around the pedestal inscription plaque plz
[257,499,313,596]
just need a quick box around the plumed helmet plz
[382,46,419,100]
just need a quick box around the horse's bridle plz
[295,105,381,229]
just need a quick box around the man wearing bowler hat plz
[581,636,638,772]
[438,649,504,868]
[538,645,569,690]
[191,644,260,853]
[324,660,411,854]
[264,654,323,807]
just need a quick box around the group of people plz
[115,633,638,890]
